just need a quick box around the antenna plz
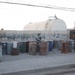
[48,15,58,20]
[54,15,58,19]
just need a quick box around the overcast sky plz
[0,0,75,30]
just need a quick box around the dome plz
[24,21,47,30]
[24,18,67,31]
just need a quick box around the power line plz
[0,1,75,12]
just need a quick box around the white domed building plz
[24,17,67,31]
[23,16,67,41]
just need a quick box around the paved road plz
[25,69,75,75]
[27,72,75,75]
[0,50,75,75]
[7,69,75,75]
[63,73,75,75]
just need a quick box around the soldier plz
[36,33,42,53]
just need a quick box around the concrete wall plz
[0,30,67,42]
